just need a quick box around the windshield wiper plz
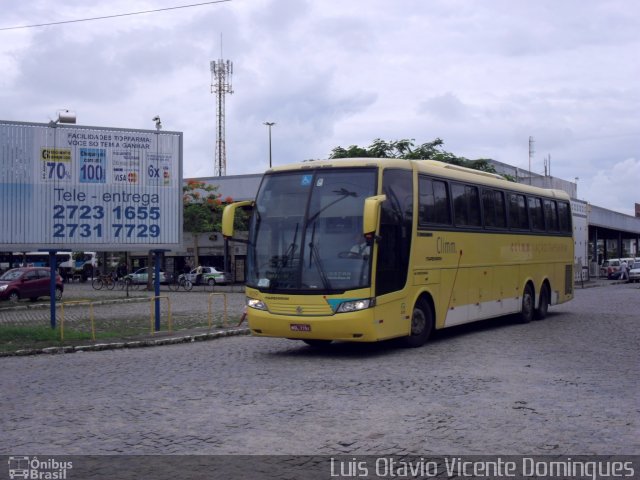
[306,188,358,225]
[271,222,299,288]
[307,221,330,290]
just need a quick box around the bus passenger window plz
[509,193,529,230]
[451,183,481,227]
[482,189,507,228]
[543,199,559,232]
[418,177,451,226]
[558,202,572,233]
[528,197,545,231]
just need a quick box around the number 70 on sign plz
[40,147,72,181]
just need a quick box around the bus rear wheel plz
[403,299,433,348]
[519,284,534,323]
[534,284,549,320]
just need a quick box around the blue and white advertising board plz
[0,120,183,251]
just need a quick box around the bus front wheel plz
[403,299,433,348]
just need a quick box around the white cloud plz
[580,157,640,216]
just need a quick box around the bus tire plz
[534,284,549,320]
[403,299,433,348]
[519,284,534,323]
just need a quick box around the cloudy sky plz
[1,0,638,214]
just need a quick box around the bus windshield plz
[247,167,378,293]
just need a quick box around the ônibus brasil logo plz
[8,456,73,479]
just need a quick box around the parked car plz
[628,261,640,283]
[125,267,167,284]
[0,267,63,302]
[182,266,230,286]
[600,259,621,279]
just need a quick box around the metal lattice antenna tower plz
[210,57,233,176]
[528,136,535,185]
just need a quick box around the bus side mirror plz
[222,201,254,238]
[362,195,386,236]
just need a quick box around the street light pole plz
[263,122,275,168]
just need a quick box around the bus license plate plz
[290,323,311,332]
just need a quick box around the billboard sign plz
[0,120,183,251]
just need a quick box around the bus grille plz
[267,302,333,316]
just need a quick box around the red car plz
[0,267,64,302]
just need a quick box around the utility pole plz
[264,122,275,168]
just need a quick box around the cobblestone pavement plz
[0,282,638,455]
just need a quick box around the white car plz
[600,258,621,279]
[183,266,230,286]
[628,261,640,283]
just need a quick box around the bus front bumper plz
[247,308,381,342]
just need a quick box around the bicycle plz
[91,274,117,290]
[168,274,193,292]
[122,277,140,290]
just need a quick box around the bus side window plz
[418,176,451,226]
[508,193,529,230]
[558,202,572,233]
[451,183,481,227]
[528,197,545,231]
[543,199,559,232]
[482,188,507,229]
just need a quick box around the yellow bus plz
[223,158,574,347]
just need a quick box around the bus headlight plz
[247,297,268,311]
[336,298,375,313]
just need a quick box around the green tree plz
[183,180,230,266]
[329,137,502,176]
[329,144,370,158]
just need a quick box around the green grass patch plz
[0,325,92,353]
[0,322,152,353]
[0,313,244,354]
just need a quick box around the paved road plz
[0,283,638,455]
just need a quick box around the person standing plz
[619,260,628,281]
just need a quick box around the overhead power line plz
[0,0,232,31]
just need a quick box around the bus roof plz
[266,158,571,201]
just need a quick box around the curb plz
[1,327,251,358]
[576,279,630,289]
